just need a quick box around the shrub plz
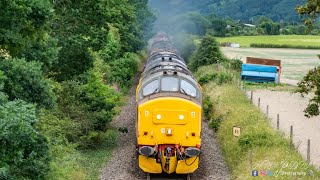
[228,58,243,72]
[57,66,120,148]
[0,100,50,179]
[109,53,138,90]
[209,114,225,132]
[250,43,320,49]
[198,71,233,85]
[0,58,56,109]
[189,34,226,71]
[0,71,8,104]
[238,131,283,150]
[203,95,213,119]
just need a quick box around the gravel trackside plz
[101,74,230,180]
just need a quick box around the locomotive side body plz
[136,33,202,174]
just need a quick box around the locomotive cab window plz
[143,79,159,96]
[161,77,178,92]
[180,80,197,97]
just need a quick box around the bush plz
[227,58,243,72]
[0,58,56,109]
[0,100,50,179]
[109,53,138,90]
[198,71,233,85]
[209,114,225,132]
[57,64,120,148]
[189,34,226,71]
[0,71,8,104]
[238,131,284,150]
[203,95,213,119]
[250,43,320,49]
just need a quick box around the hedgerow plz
[250,43,320,49]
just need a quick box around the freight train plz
[135,33,202,177]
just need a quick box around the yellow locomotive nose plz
[137,97,201,174]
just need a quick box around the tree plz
[129,0,156,41]
[297,55,320,117]
[0,100,50,179]
[207,14,227,37]
[50,0,152,81]
[189,34,226,71]
[296,0,320,29]
[296,1,320,117]
[0,0,59,72]
[0,58,56,109]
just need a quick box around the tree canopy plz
[295,1,320,117]
[296,0,320,29]
[0,0,155,178]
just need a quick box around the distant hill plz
[149,0,306,23]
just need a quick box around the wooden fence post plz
[290,126,293,146]
[250,91,253,102]
[307,139,310,164]
[277,114,280,130]
[266,105,269,117]
[258,98,261,108]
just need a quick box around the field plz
[216,35,320,47]
[221,47,320,82]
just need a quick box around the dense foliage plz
[0,0,59,72]
[296,0,320,29]
[0,59,56,109]
[189,35,226,71]
[0,101,50,180]
[296,1,320,118]
[0,0,154,179]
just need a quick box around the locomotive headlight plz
[156,114,161,120]
[179,115,184,120]
[166,128,172,135]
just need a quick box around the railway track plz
[147,173,190,180]
[101,69,230,180]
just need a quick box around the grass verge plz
[48,129,117,180]
[196,65,320,179]
[243,82,298,92]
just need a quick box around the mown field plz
[221,47,320,81]
[216,35,320,47]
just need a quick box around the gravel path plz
[248,90,320,169]
[101,74,230,180]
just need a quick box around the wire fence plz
[237,82,320,169]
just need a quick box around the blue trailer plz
[241,64,279,84]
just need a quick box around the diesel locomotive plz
[136,33,202,175]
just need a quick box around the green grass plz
[243,82,298,92]
[79,143,115,180]
[196,65,320,179]
[47,129,117,180]
[216,35,320,47]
